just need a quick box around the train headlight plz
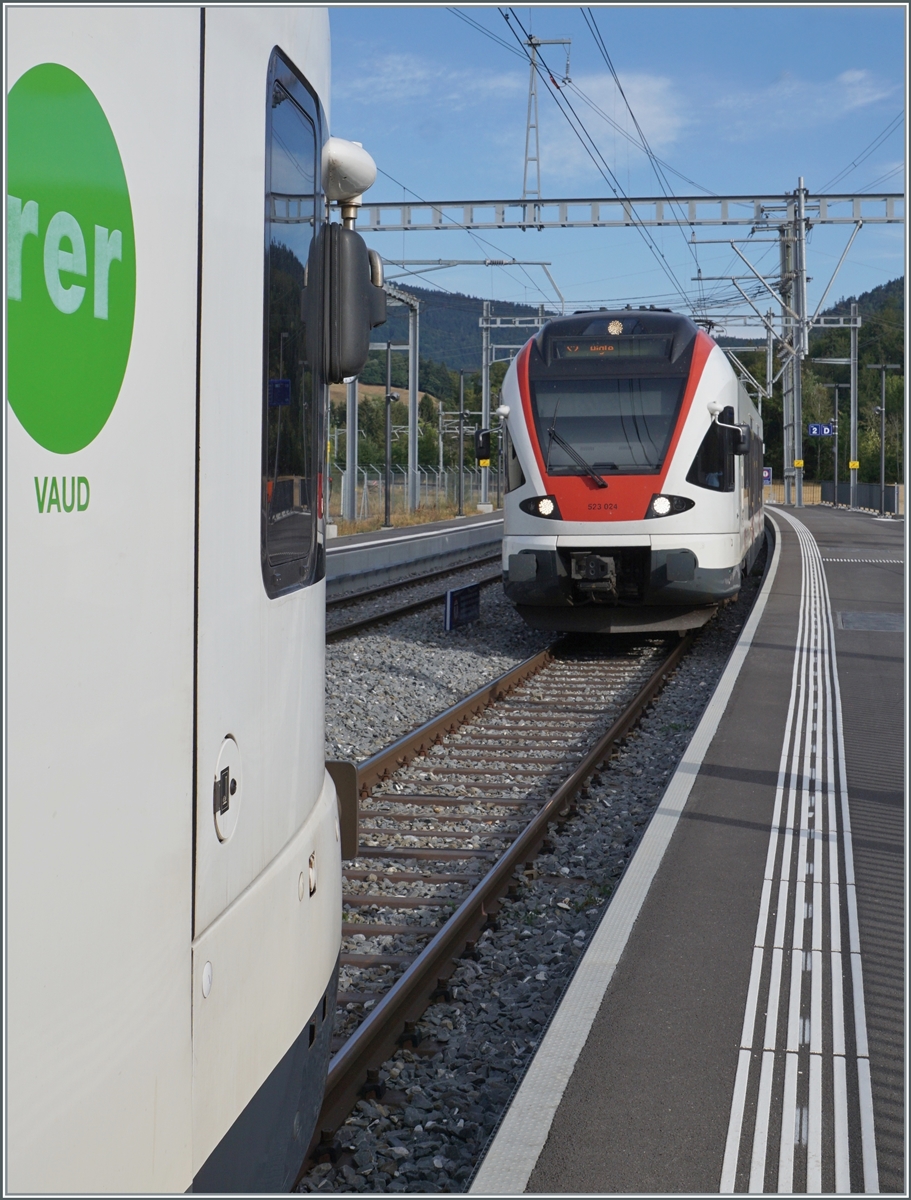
[646,493,694,518]
[519,495,562,519]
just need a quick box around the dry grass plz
[328,383,438,404]
[328,500,499,538]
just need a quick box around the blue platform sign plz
[268,379,291,407]
[762,467,773,487]
[808,423,833,436]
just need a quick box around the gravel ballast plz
[326,562,501,637]
[305,545,767,1193]
[325,587,551,764]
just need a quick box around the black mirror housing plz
[325,224,386,383]
[474,428,491,460]
[715,406,751,456]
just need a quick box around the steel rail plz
[297,630,694,1178]
[354,647,555,793]
[327,552,501,609]
[326,570,501,642]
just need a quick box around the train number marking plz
[587,502,618,511]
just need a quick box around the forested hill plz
[370,276,903,371]
[373,284,547,371]
[807,275,903,360]
[818,275,903,322]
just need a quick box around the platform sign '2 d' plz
[7,63,136,454]
[807,423,833,436]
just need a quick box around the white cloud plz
[334,52,524,110]
[711,68,898,141]
[535,70,688,188]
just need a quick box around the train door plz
[189,9,340,1179]
[6,8,200,1190]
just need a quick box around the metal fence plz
[327,464,503,521]
[820,480,904,514]
[764,480,904,514]
[763,482,822,505]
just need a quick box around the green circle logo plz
[7,63,136,453]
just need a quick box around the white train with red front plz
[498,309,764,633]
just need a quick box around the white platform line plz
[763,947,784,1050]
[772,878,790,950]
[850,950,870,1059]
[785,944,805,1053]
[469,525,784,1196]
[720,1049,754,1192]
[753,875,773,949]
[833,1054,851,1192]
[726,513,846,1193]
[778,1052,800,1192]
[808,1051,823,1192]
[325,517,502,554]
[749,1049,777,1192]
[810,949,823,1056]
[857,1057,879,1193]
[830,930,845,1021]
[816,525,879,1192]
[776,508,880,1194]
[721,515,812,1191]
[739,945,765,1048]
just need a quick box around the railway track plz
[326,557,502,641]
[298,630,694,1177]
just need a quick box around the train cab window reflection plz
[530,378,685,475]
[503,427,525,492]
[262,59,323,597]
[687,421,734,492]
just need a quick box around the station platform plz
[324,510,502,598]
[471,505,905,1194]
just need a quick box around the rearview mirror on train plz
[713,406,751,456]
[325,224,386,383]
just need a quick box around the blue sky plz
[327,5,905,323]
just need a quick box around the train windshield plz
[530,377,685,475]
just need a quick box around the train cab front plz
[500,309,754,633]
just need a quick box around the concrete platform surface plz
[471,505,904,1194]
[324,512,502,597]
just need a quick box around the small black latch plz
[214,767,230,815]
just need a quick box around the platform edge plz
[469,518,783,1195]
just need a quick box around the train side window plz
[262,51,325,597]
[686,421,734,492]
[503,427,525,492]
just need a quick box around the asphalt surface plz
[800,506,905,1193]
[512,506,904,1194]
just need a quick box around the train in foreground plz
[7,7,383,1192]
[499,309,763,633]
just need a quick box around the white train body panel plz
[6,7,343,1191]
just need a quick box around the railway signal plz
[475,427,491,467]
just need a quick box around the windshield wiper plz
[547,428,609,489]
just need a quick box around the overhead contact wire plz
[580,7,707,313]
[500,7,693,311]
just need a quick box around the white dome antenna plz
[323,137,377,228]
